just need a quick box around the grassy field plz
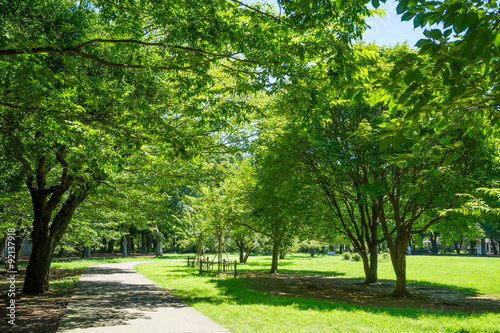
[135,254,500,333]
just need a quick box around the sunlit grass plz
[135,257,500,333]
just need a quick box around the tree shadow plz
[172,274,500,319]
[57,266,189,331]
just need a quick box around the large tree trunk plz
[390,233,411,298]
[481,238,487,256]
[22,153,95,294]
[429,232,439,255]
[270,241,279,274]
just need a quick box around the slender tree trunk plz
[13,235,23,271]
[146,232,152,254]
[0,236,7,266]
[243,246,254,263]
[84,246,91,259]
[107,239,115,254]
[481,238,486,256]
[470,239,476,255]
[310,248,315,257]
[122,236,128,257]
[156,240,163,256]
[141,230,145,253]
[239,246,244,263]
[491,239,498,255]
[270,241,279,274]
[130,235,134,252]
[100,238,107,253]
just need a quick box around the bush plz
[342,252,351,261]
[351,253,361,261]
[380,253,390,261]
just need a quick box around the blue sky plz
[245,0,426,47]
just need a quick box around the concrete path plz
[57,261,229,333]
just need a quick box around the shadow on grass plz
[185,277,500,319]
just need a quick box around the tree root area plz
[241,272,500,313]
[0,267,83,332]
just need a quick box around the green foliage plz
[342,252,351,261]
[351,253,361,261]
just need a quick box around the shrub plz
[380,253,390,261]
[342,252,351,261]
[351,253,361,261]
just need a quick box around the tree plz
[300,104,386,284]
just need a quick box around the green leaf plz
[396,0,409,15]
[371,0,380,8]
[379,136,391,150]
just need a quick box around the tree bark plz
[453,237,463,255]
[470,239,476,255]
[270,241,279,274]
[146,232,152,254]
[0,236,7,266]
[84,245,91,259]
[481,238,486,256]
[391,233,411,298]
[107,239,115,254]
[122,236,128,257]
[491,239,498,255]
[22,152,96,294]
[430,231,439,255]
[13,235,23,271]
[100,238,107,253]
[155,241,163,256]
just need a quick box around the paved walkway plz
[57,261,229,333]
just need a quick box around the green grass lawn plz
[135,254,500,333]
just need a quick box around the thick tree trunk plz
[430,232,439,255]
[22,237,53,294]
[270,241,279,274]
[391,235,411,298]
[481,238,487,256]
[107,239,115,254]
[22,152,95,294]
[310,248,315,257]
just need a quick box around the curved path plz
[57,261,229,333]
